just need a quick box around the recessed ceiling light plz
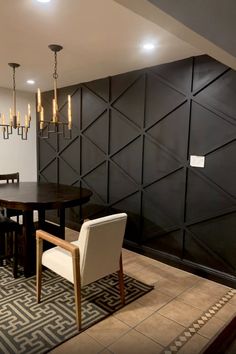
[27,80,35,85]
[142,43,155,51]
[37,0,51,3]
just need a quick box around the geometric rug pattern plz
[0,266,153,354]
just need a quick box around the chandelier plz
[0,63,31,140]
[37,44,72,139]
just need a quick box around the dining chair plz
[0,172,22,222]
[36,213,128,330]
[0,213,21,278]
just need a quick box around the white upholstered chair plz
[36,213,127,330]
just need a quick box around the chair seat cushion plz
[42,244,76,283]
[0,214,20,232]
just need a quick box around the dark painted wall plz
[38,55,236,285]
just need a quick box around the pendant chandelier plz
[0,63,31,140]
[37,44,72,139]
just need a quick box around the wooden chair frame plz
[36,229,125,331]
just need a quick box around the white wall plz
[0,87,37,181]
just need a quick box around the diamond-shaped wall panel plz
[189,101,236,155]
[144,168,185,227]
[147,102,189,161]
[192,55,228,92]
[111,192,141,243]
[59,137,80,174]
[145,72,186,128]
[196,70,236,121]
[186,170,234,222]
[185,212,236,274]
[81,136,105,175]
[109,162,138,204]
[82,162,107,203]
[113,75,145,128]
[111,70,141,101]
[110,110,140,154]
[150,57,192,94]
[81,86,107,129]
[83,111,108,153]
[85,77,109,102]
[111,137,142,184]
[143,136,181,185]
[203,142,236,198]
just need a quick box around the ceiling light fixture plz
[0,63,31,140]
[142,43,155,51]
[27,79,35,85]
[37,0,51,3]
[37,44,72,139]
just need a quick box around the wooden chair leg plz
[36,237,43,303]
[12,230,18,278]
[118,254,125,306]
[72,254,81,331]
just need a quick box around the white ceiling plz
[0,0,202,93]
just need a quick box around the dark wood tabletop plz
[0,182,92,210]
[0,182,92,277]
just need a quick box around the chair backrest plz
[74,213,127,286]
[0,173,19,184]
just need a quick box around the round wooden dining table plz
[0,182,92,277]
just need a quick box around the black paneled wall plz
[38,55,236,285]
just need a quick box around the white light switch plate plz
[190,155,205,168]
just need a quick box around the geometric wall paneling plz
[38,138,57,172]
[58,157,79,185]
[82,162,107,203]
[59,137,80,175]
[109,109,140,154]
[111,137,143,184]
[143,229,183,258]
[185,169,235,222]
[57,84,79,109]
[195,70,236,122]
[81,136,105,175]
[38,54,236,285]
[184,229,233,275]
[111,70,142,102]
[110,192,142,243]
[109,161,138,204]
[142,191,178,242]
[143,136,182,185]
[150,57,192,94]
[145,71,187,128]
[85,77,109,102]
[192,55,228,93]
[81,85,107,129]
[39,158,57,183]
[112,74,145,128]
[143,168,185,227]
[80,180,107,220]
[189,101,236,155]
[83,111,109,153]
[147,102,189,161]
[202,141,236,198]
[186,212,236,275]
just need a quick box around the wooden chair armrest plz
[36,229,79,254]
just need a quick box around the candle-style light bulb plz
[17,112,20,127]
[40,107,44,130]
[37,89,41,112]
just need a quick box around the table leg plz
[23,210,35,278]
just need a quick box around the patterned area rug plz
[0,266,153,354]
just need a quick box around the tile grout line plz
[161,288,236,354]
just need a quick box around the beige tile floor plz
[50,228,236,354]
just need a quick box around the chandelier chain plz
[53,51,58,80]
